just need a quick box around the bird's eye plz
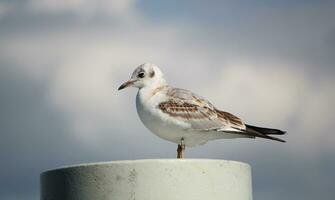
[138,72,145,78]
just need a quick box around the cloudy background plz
[1,0,335,199]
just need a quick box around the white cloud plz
[206,61,308,127]
[1,9,334,154]
[27,0,138,19]
[0,26,184,145]
[44,30,186,144]
[200,60,335,154]
[1,2,335,200]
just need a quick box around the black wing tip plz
[276,130,287,135]
[276,129,287,134]
[251,135,286,143]
[256,135,286,143]
[275,137,286,143]
[262,134,286,143]
[245,124,287,142]
[245,124,287,135]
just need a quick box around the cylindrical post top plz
[41,159,252,200]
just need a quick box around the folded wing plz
[158,87,286,142]
[158,87,246,132]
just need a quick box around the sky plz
[0,0,335,199]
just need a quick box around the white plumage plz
[118,63,286,157]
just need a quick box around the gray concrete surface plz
[41,159,252,200]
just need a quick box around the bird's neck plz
[138,81,168,99]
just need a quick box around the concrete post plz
[41,159,252,200]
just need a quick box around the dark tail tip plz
[245,124,287,143]
[246,124,286,135]
[267,135,286,143]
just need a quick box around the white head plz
[118,63,167,90]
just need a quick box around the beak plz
[118,79,136,90]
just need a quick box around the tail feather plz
[246,124,286,135]
[245,124,286,143]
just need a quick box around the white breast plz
[136,88,197,144]
[135,88,228,147]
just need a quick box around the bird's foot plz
[177,138,186,159]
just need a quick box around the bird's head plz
[118,63,166,90]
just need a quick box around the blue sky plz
[0,1,335,199]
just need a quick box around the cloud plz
[1,1,335,200]
[0,25,186,145]
[1,18,334,155]
[0,2,12,17]
[27,0,138,19]
[203,60,335,156]
[296,78,335,151]
[204,61,307,126]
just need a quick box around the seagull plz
[118,63,286,158]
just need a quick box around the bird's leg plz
[177,138,186,159]
[177,145,182,159]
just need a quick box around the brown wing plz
[216,109,245,129]
[157,87,286,142]
[157,87,246,131]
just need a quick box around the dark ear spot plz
[149,70,155,78]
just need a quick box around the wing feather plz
[155,87,286,142]
[158,88,246,131]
